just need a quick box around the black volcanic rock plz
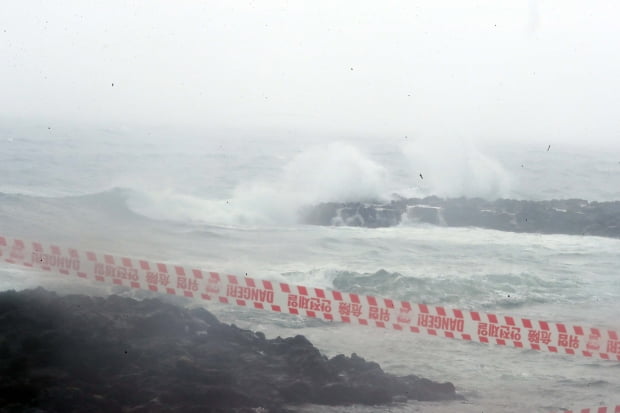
[302,197,620,238]
[0,288,461,412]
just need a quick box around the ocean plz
[1,131,619,412]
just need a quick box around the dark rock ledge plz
[0,288,461,412]
[302,196,620,238]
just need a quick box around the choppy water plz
[1,132,619,412]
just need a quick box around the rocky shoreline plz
[0,288,461,412]
[302,196,620,238]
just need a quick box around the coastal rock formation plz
[0,288,461,412]
[302,197,620,238]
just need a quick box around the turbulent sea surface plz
[1,133,619,412]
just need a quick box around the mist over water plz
[121,141,389,225]
[124,138,508,226]
[2,133,618,227]
[401,137,513,199]
[119,137,616,227]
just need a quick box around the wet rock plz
[0,288,462,412]
[278,380,314,403]
[303,197,620,238]
[316,382,392,405]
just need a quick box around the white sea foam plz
[126,142,389,225]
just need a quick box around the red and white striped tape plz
[1,235,619,362]
[555,406,620,413]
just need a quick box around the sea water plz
[1,131,619,412]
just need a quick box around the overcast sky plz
[1,0,619,144]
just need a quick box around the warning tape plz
[1,235,619,362]
[556,406,620,413]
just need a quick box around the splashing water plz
[401,137,512,200]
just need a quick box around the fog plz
[1,0,620,145]
[2,4,620,412]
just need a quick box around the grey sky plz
[1,0,619,144]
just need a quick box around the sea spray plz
[401,137,512,200]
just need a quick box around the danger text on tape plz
[1,235,619,361]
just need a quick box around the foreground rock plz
[302,196,620,238]
[0,288,461,412]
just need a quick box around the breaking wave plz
[275,268,591,311]
[0,139,520,226]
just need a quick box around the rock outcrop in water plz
[302,197,620,238]
[0,288,461,412]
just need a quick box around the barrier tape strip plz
[556,407,620,413]
[1,235,619,363]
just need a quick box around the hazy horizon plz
[1,0,619,146]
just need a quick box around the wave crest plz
[122,142,389,225]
